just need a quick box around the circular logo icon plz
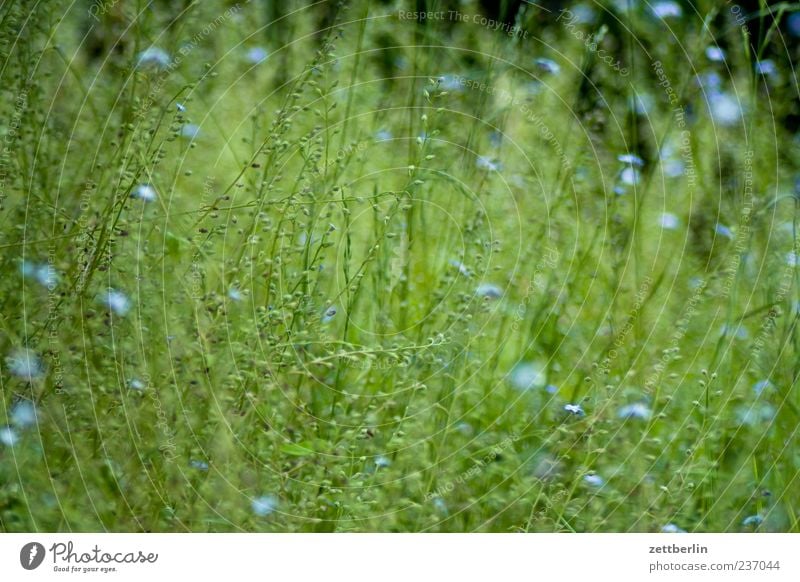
[20,542,46,570]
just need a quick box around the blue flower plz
[102,289,131,316]
[510,362,546,391]
[583,474,605,487]
[662,523,686,533]
[705,46,725,62]
[651,1,682,19]
[753,380,774,396]
[132,184,157,202]
[375,455,391,468]
[11,400,37,428]
[137,47,171,69]
[618,154,644,167]
[534,58,560,75]
[564,404,585,416]
[6,349,44,382]
[618,402,652,420]
[190,460,209,471]
[476,283,503,299]
[246,47,269,64]
[321,306,337,323]
[0,426,18,447]
[251,495,278,516]
[742,514,763,527]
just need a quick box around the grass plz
[0,0,798,532]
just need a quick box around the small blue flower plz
[651,1,682,19]
[102,289,131,316]
[321,306,337,323]
[6,349,44,382]
[742,514,763,527]
[476,283,503,299]
[755,60,777,77]
[375,455,391,468]
[251,495,278,516]
[618,154,644,167]
[132,184,157,202]
[620,167,641,186]
[375,129,393,142]
[181,124,201,139]
[534,58,560,75]
[0,426,18,447]
[432,496,448,513]
[705,46,725,62]
[476,156,502,172]
[659,213,679,230]
[510,362,546,391]
[564,403,585,416]
[583,474,605,487]
[128,378,146,391]
[618,402,652,420]
[662,523,686,533]
[714,223,733,239]
[190,460,209,471]
[246,47,269,64]
[11,400,37,428]
[137,47,171,69]
[753,380,774,396]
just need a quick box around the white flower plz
[564,403,585,416]
[251,495,278,516]
[0,426,18,447]
[652,1,682,18]
[176,103,186,112]
[659,213,680,230]
[618,402,652,420]
[535,58,561,74]
[11,400,36,428]
[510,362,546,391]
[662,523,686,533]
[583,474,605,487]
[102,290,131,316]
[705,46,725,62]
[132,184,157,202]
[476,283,503,299]
[6,349,44,381]
[246,47,269,64]
[137,47,171,69]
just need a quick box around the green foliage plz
[0,0,798,532]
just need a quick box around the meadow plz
[0,0,798,532]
